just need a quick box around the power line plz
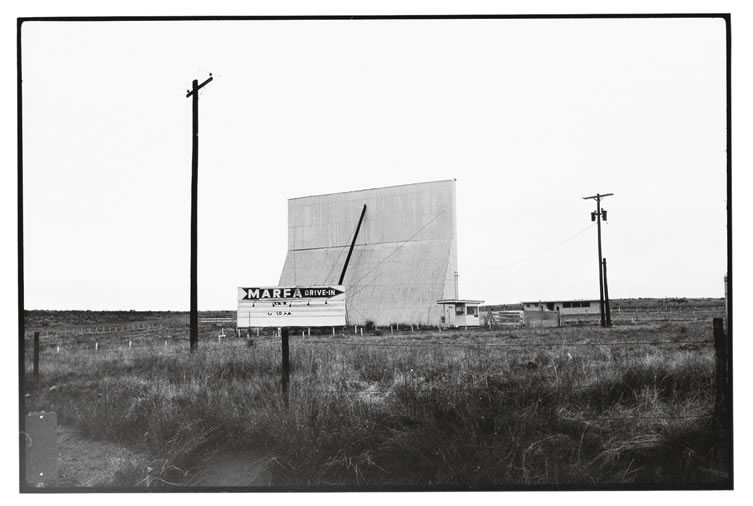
[291,339,712,348]
[346,209,447,295]
[320,207,366,285]
[467,223,595,273]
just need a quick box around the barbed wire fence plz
[22,315,730,434]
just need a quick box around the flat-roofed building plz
[437,299,485,328]
[521,299,601,315]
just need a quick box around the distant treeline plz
[24,310,235,327]
[482,297,724,313]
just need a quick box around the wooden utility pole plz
[186,74,213,352]
[583,192,613,327]
[602,257,612,327]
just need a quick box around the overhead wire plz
[346,209,447,295]
[292,339,713,348]
[467,223,596,273]
[342,209,447,320]
[320,210,365,285]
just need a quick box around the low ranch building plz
[522,299,601,315]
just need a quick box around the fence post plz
[602,258,612,327]
[281,328,290,409]
[713,318,729,434]
[33,332,40,381]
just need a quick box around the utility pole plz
[186,74,213,352]
[583,192,613,327]
[602,257,612,327]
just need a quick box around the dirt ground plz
[41,425,270,488]
[188,450,272,487]
[45,425,150,488]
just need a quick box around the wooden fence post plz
[281,328,290,409]
[33,332,40,381]
[713,318,729,434]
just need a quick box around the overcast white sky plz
[21,17,727,310]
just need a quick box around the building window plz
[563,302,572,308]
[456,305,465,316]
[467,306,478,316]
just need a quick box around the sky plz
[20,17,727,310]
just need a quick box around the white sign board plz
[237,286,346,328]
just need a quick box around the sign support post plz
[281,327,290,409]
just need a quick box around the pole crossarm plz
[186,75,214,97]
[582,193,614,201]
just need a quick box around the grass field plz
[22,307,729,489]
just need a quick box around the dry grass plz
[23,319,729,489]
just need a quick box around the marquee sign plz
[240,286,344,301]
[237,285,346,328]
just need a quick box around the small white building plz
[521,299,601,315]
[437,299,485,327]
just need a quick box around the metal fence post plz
[33,332,40,381]
[713,318,729,434]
